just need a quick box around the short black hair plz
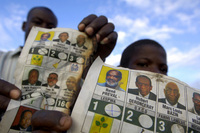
[28,69,39,78]
[106,70,122,81]
[193,92,200,98]
[20,110,32,122]
[49,72,58,78]
[27,6,56,20]
[120,39,166,68]
[41,33,51,38]
[136,75,152,86]
[59,32,69,37]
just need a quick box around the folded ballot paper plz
[0,26,95,133]
[68,57,200,133]
[1,27,200,133]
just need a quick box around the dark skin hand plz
[78,14,117,61]
[0,14,117,132]
[0,79,21,112]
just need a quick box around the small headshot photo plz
[98,69,124,92]
[22,68,42,86]
[128,75,156,101]
[158,82,186,110]
[10,110,33,132]
[189,92,200,115]
[71,34,87,49]
[42,72,60,90]
[63,76,77,102]
[53,32,70,44]
[36,32,51,42]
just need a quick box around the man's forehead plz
[28,8,57,25]
[166,83,179,90]
[67,77,76,81]
[108,70,118,75]
[138,76,149,81]
[49,74,57,77]
[194,93,200,98]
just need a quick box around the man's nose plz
[149,66,161,74]
[141,84,146,88]
[169,91,175,95]
[40,23,48,28]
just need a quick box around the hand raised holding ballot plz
[29,14,117,133]
[0,79,21,116]
[78,14,118,61]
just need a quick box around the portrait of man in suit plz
[63,76,77,103]
[98,69,124,92]
[71,34,87,49]
[53,32,70,44]
[158,82,186,110]
[22,69,42,86]
[11,110,33,131]
[128,75,156,101]
[189,92,200,115]
[42,73,60,90]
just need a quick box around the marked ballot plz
[68,57,200,133]
[0,27,95,133]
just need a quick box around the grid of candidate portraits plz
[7,28,95,132]
[82,65,200,133]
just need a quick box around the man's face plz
[40,33,49,41]
[136,77,152,97]
[77,35,85,46]
[106,71,120,88]
[164,82,180,105]
[59,33,68,42]
[28,70,39,85]
[193,94,200,115]
[128,45,168,75]
[22,8,57,41]
[47,74,58,87]
[66,77,76,90]
[20,111,32,129]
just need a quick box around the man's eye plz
[33,21,42,25]
[137,63,148,67]
[160,67,168,74]
[47,24,55,29]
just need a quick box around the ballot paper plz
[0,27,95,133]
[68,57,200,133]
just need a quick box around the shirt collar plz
[139,92,150,99]
[166,99,178,108]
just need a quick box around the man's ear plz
[135,82,138,87]
[150,86,152,91]
[22,21,27,31]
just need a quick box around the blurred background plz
[0,0,199,89]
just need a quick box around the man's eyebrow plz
[31,17,43,21]
[31,17,56,26]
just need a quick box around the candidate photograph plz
[158,82,186,110]
[128,75,156,101]
[97,69,125,92]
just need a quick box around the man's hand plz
[78,14,118,61]
[0,79,21,113]
[31,110,72,133]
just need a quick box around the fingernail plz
[10,90,20,99]
[100,38,109,45]
[60,115,68,126]
[96,34,100,42]
[78,24,85,31]
[85,27,93,36]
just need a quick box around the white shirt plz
[139,92,150,99]
[0,47,22,84]
[166,99,178,108]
